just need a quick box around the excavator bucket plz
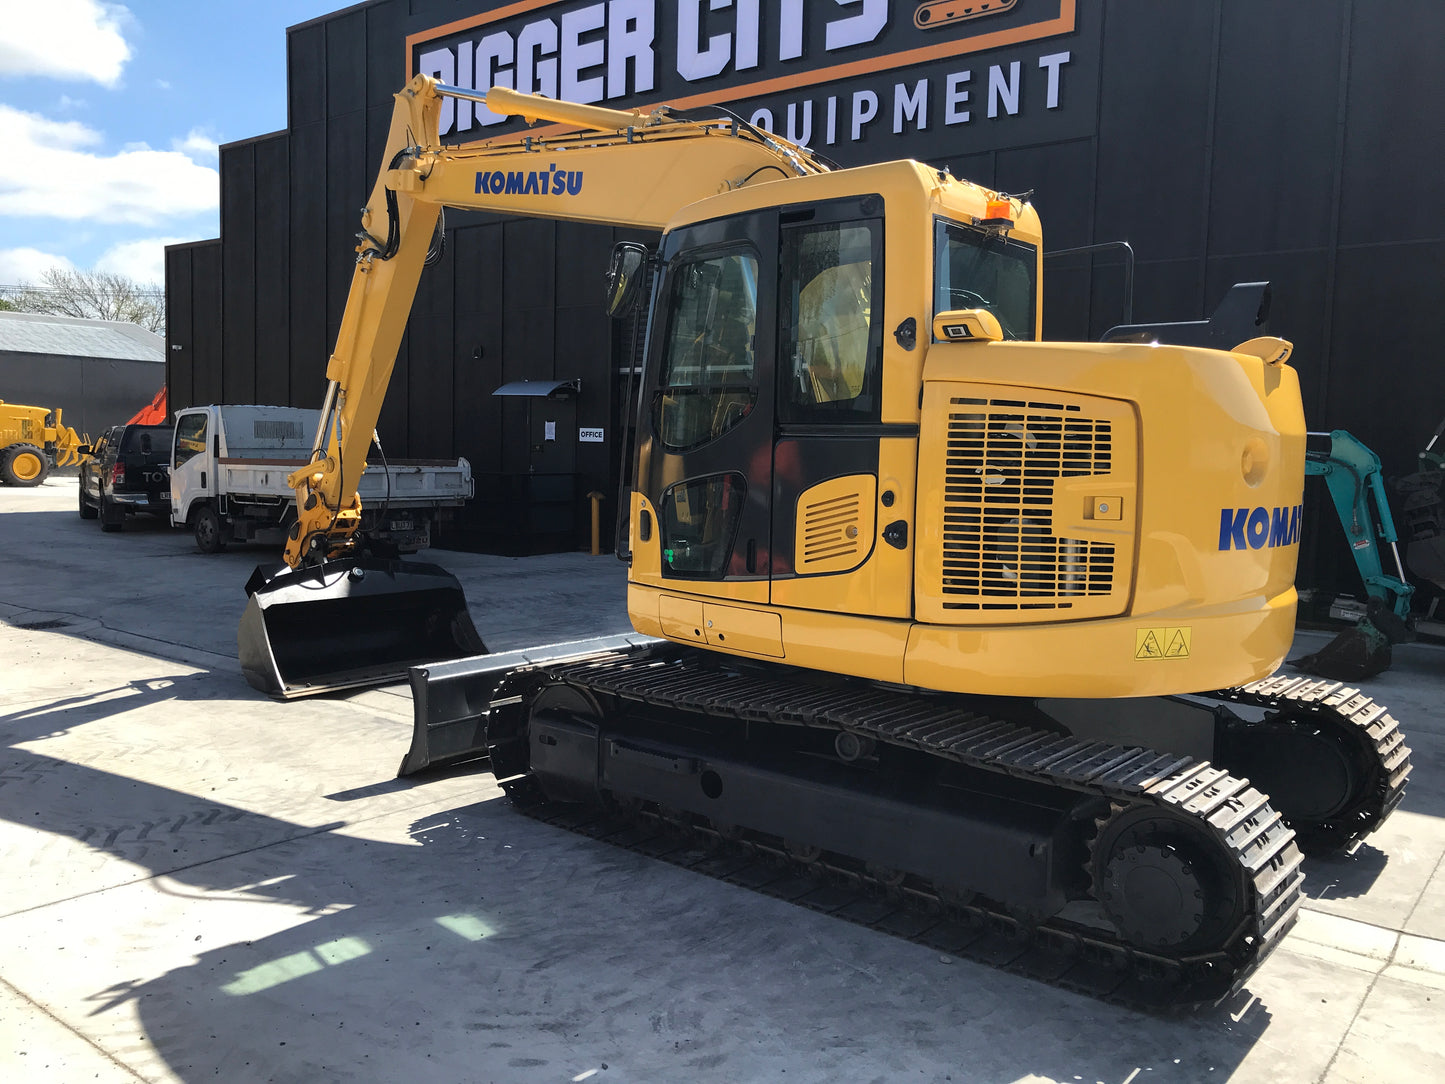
[1292,601,1409,682]
[239,558,486,699]
[1292,619,1393,682]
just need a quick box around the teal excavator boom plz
[1293,430,1414,679]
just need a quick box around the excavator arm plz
[283,74,827,569]
[242,74,826,699]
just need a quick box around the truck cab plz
[169,406,222,534]
[170,405,311,552]
[172,404,472,554]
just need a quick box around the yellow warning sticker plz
[1135,626,1192,660]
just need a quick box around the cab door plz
[170,409,212,523]
[635,211,778,611]
[768,199,889,611]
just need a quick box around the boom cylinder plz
[477,85,652,134]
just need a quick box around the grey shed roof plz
[0,311,164,363]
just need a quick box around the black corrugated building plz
[166,0,1445,586]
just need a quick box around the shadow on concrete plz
[1300,844,1390,901]
[1392,730,1445,820]
[1,671,239,733]
[2,495,635,678]
[78,510,179,537]
[0,696,1284,1084]
[37,778,1282,1082]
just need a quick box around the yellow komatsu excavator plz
[241,76,1412,1007]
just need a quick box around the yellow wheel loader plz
[242,76,1412,1007]
[0,400,87,486]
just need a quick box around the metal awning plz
[491,379,578,399]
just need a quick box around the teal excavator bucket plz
[239,558,486,698]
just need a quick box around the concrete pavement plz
[1,475,1442,1083]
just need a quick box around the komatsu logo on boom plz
[475,165,585,196]
[1219,505,1303,551]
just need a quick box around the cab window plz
[933,219,1036,341]
[653,249,759,452]
[174,414,208,466]
[780,220,882,421]
[659,472,747,578]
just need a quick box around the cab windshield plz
[933,219,1037,341]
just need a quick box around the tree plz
[10,268,165,334]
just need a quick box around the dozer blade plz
[401,633,662,776]
[239,558,486,699]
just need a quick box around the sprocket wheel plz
[1091,804,1248,956]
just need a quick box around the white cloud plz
[95,236,197,286]
[0,236,202,289]
[0,247,77,285]
[0,104,218,226]
[173,128,219,163]
[5,108,99,149]
[0,1,133,87]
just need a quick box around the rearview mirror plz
[604,242,648,318]
[77,445,92,456]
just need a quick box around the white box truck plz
[170,404,471,554]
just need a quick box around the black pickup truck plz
[78,423,174,531]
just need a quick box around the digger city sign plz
[408,0,1085,155]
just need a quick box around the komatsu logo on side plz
[1219,505,1303,551]
[475,165,584,196]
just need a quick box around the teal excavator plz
[1293,425,1444,679]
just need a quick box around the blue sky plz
[0,0,349,287]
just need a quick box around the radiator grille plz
[941,396,1115,610]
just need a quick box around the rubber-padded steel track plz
[1202,675,1412,854]
[504,646,1306,1008]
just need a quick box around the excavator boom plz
[294,75,824,572]
[240,76,829,698]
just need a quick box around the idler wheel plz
[1216,718,1367,852]
[1092,806,1246,955]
